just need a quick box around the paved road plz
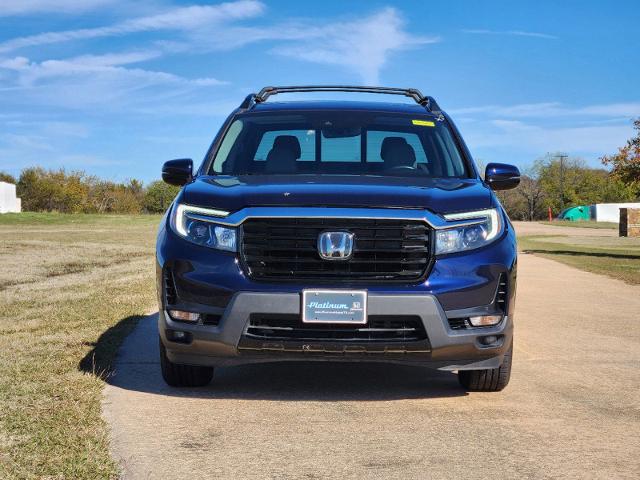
[103,248,640,479]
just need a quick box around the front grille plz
[245,314,427,342]
[240,218,431,282]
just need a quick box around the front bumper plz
[157,206,517,370]
[160,291,513,370]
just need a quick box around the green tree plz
[599,176,637,202]
[537,154,636,215]
[143,181,180,213]
[601,118,640,196]
[0,171,16,184]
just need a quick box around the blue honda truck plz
[156,86,520,391]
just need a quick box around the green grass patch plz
[519,234,640,285]
[539,220,618,229]
[0,214,158,479]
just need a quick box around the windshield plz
[209,111,470,178]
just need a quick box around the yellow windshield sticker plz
[412,119,435,127]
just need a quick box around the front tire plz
[159,338,214,387]
[458,343,512,392]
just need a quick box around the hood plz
[182,175,492,215]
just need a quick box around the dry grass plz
[0,213,160,479]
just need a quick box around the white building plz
[0,182,21,213]
[592,203,640,223]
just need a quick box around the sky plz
[0,0,639,183]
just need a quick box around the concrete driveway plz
[513,221,618,237]
[103,250,640,479]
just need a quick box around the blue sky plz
[1,0,638,183]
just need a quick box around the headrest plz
[273,135,301,159]
[380,136,416,168]
[380,137,409,160]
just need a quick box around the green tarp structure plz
[558,205,591,221]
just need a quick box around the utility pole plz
[556,154,568,212]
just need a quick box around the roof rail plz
[238,93,256,109]
[249,85,440,112]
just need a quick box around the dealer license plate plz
[302,290,367,324]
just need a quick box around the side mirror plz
[162,159,193,186]
[485,163,520,190]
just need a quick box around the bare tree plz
[517,175,545,221]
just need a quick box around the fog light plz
[169,310,201,322]
[468,315,502,327]
[479,335,502,347]
[166,329,192,344]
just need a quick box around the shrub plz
[0,171,16,184]
[16,168,162,214]
[143,181,180,213]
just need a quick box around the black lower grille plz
[202,314,222,326]
[448,318,468,330]
[496,273,508,312]
[240,218,431,282]
[163,268,177,305]
[447,273,509,330]
[245,314,427,342]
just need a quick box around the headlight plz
[435,208,501,255]
[171,203,236,252]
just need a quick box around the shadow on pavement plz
[79,314,143,380]
[88,313,468,401]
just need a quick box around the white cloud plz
[1,132,55,151]
[575,103,640,117]
[0,52,227,109]
[269,8,438,84]
[0,0,266,52]
[175,8,437,83]
[0,3,437,105]
[449,101,640,119]
[0,3,434,84]
[0,52,226,86]
[0,3,440,178]
[168,8,437,84]
[0,0,119,16]
[0,117,121,175]
[0,51,163,81]
[454,102,639,167]
[450,99,639,166]
[462,29,557,40]
[468,119,633,154]
[3,119,89,138]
